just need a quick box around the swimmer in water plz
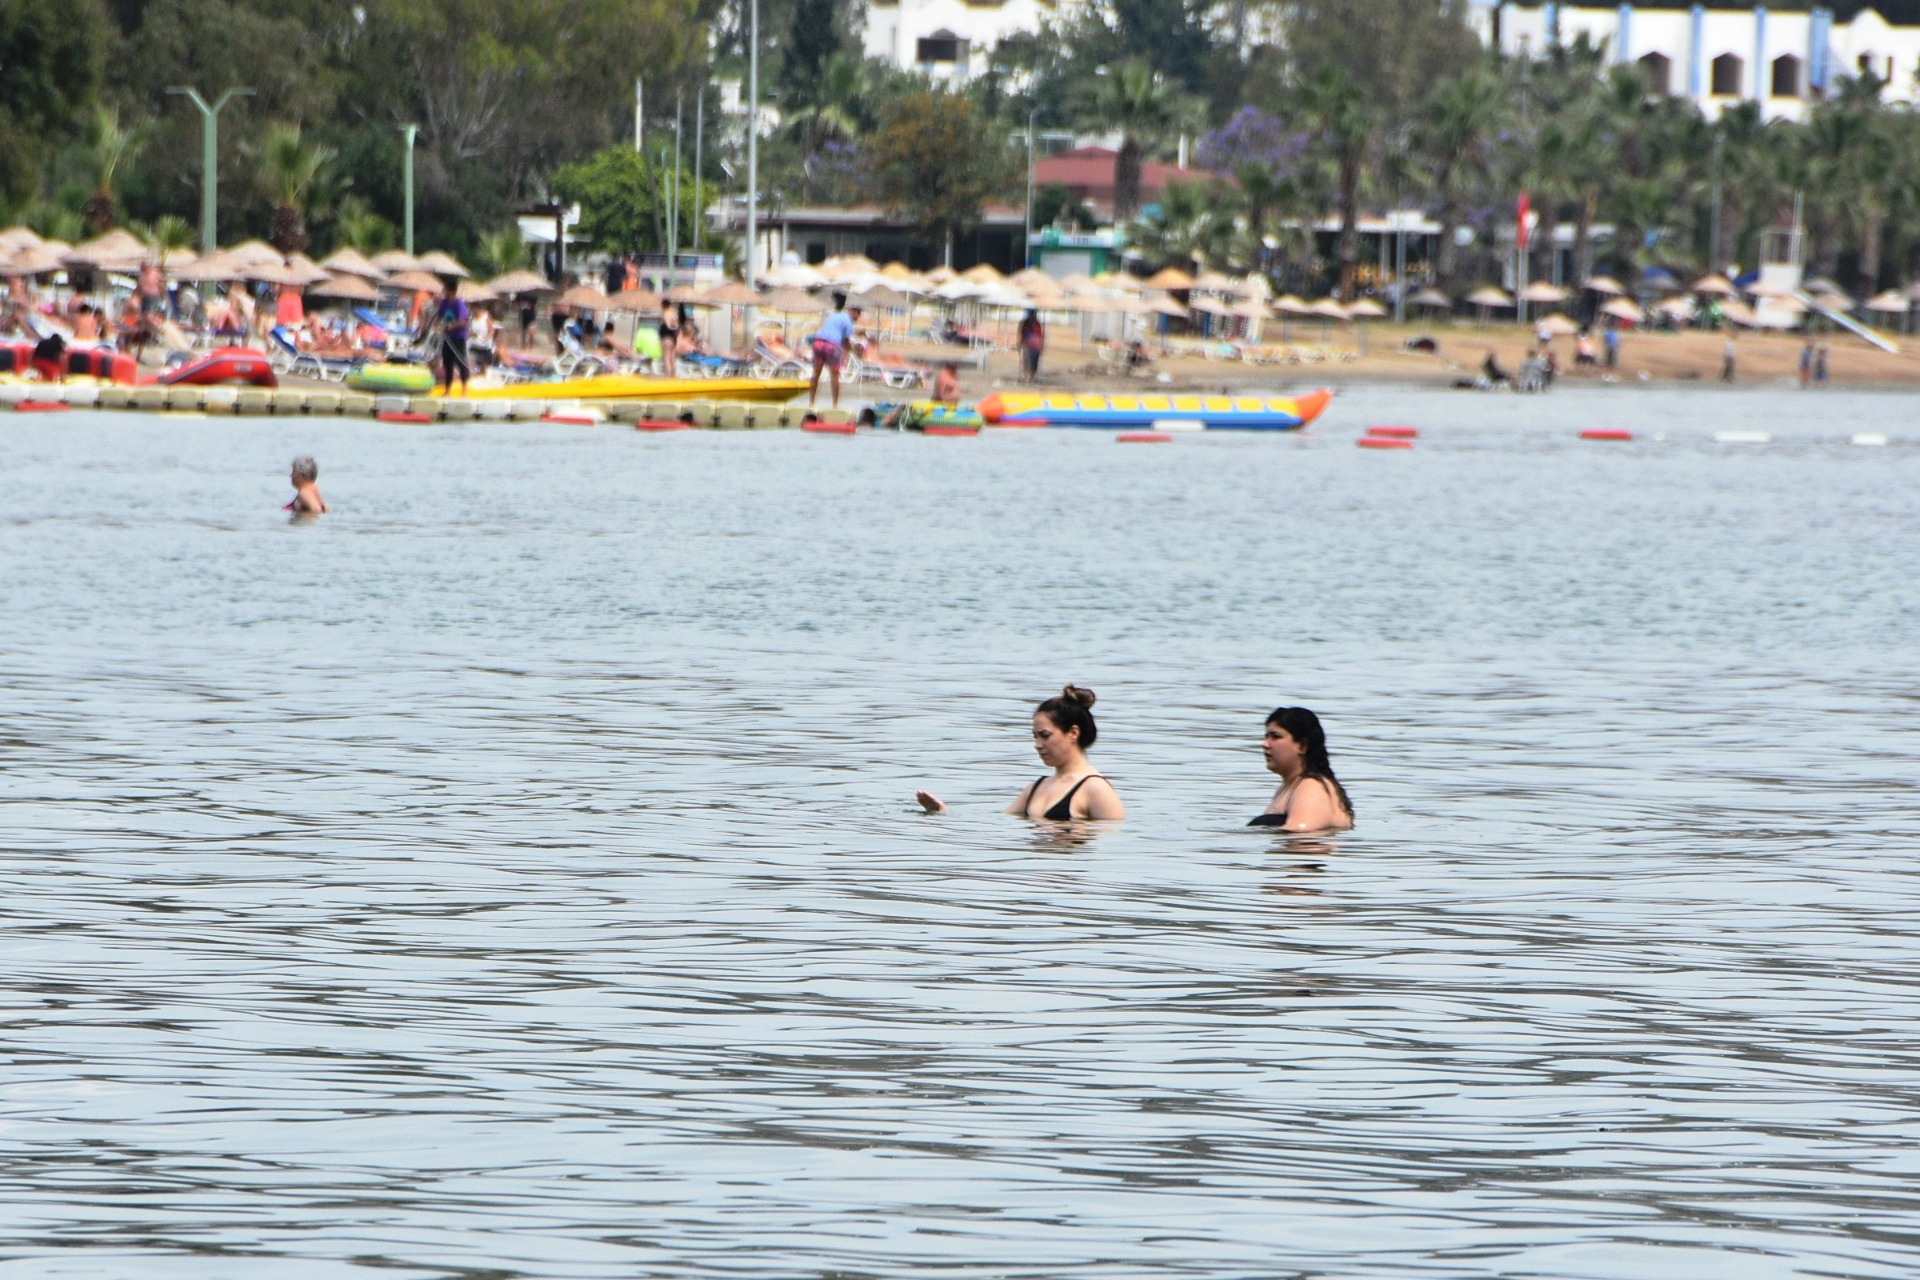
[917,685,1125,820]
[286,455,328,517]
[1250,706,1353,831]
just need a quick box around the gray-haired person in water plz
[1251,706,1353,832]
[286,455,328,516]
[917,685,1126,821]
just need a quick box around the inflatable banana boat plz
[977,387,1332,430]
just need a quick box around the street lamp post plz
[1024,108,1038,269]
[745,0,759,290]
[167,86,252,255]
[401,124,419,256]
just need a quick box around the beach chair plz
[752,339,808,378]
[269,326,359,381]
[552,330,607,379]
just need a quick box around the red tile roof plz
[1032,147,1226,219]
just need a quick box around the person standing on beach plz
[426,277,471,396]
[1603,324,1620,370]
[1799,339,1814,387]
[1018,308,1045,383]
[1721,333,1737,383]
[1814,342,1830,387]
[807,294,859,408]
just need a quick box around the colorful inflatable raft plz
[438,374,807,404]
[977,387,1332,430]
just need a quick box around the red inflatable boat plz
[161,347,276,388]
[0,339,140,384]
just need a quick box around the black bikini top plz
[1028,774,1103,821]
[1247,812,1288,828]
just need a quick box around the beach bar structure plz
[1489,4,1920,122]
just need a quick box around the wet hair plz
[1036,685,1098,748]
[1266,707,1352,818]
[290,455,318,483]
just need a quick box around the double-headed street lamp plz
[166,86,252,255]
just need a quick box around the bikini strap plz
[1058,774,1103,804]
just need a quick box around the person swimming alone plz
[286,454,328,517]
[917,685,1126,821]
[1250,706,1353,832]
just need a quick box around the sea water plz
[2,385,1918,1277]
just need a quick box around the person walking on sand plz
[1799,338,1814,388]
[807,294,859,408]
[1018,308,1045,383]
[1603,324,1620,370]
[1814,342,1830,387]
[1720,333,1737,383]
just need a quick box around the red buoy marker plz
[923,425,980,437]
[1580,428,1633,441]
[541,412,599,426]
[1117,432,1172,443]
[1358,436,1413,450]
[635,419,690,431]
[1367,425,1419,438]
[14,401,69,412]
[377,410,433,424]
[801,421,857,434]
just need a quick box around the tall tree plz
[81,106,147,233]
[865,89,1014,263]
[258,122,335,253]
[0,0,108,208]
[1073,61,1191,224]
[1412,66,1504,291]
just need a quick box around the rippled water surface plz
[3,386,1919,1278]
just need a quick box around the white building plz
[861,0,1062,79]
[1489,5,1920,121]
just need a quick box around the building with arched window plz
[1488,5,1920,121]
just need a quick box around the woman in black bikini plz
[1251,706,1353,832]
[657,302,680,376]
[916,685,1125,821]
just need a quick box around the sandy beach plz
[910,323,1920,398]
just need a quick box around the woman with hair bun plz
[916,685,1126,821]
[1252,706,1354,832]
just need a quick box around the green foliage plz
[0,0,109,209]
[864,89,1016,255]
[332,195,396,254]
[1073,61,1198,222]
[475,224,530,278]
[551,145,702,257]
[256,122,337,252]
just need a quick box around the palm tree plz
[81,106,146,235]
[260,122,337,255]
[1297,62,1374,299]
[1074,60,1189,223]
[1414,66,1503,291]
[784,54,868,155]
[331,195,395,255]
[1129,179,1237,271]
[475,224,528,278]
[137,215,195,266]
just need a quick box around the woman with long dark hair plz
[1251,707,1353,831]
[917,685,1125,821]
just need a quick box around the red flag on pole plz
[1517,192,1532,251]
